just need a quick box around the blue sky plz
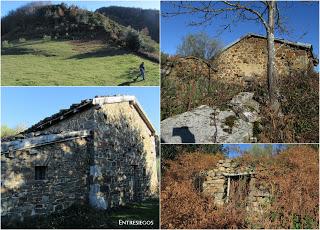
[1,87,160,134]
[223,144,288,158]
[1,0,160,17]
[161,1,319,60]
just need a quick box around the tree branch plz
[222,1,269,30]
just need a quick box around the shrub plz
[18,37,26,43]
[42,35,51,41]
[125,30,141,51]
[2,40,10,47]
[141,41,156,53]
[161,152,227,229]
[161,56,242,120]
[236,146,319,228]
[258,69,319,143]
[161,52,169,66]
[1,124,26,138]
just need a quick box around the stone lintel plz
[223,172,255,177]
[1,130,92,153]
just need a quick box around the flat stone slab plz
[161,105,254,143]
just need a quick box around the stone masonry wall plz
[43,108,95,133]
[89,102,158,209]
[195,159,270,213]
[213,36,314,84]
[1,99,158,221]
[1,137,91,223]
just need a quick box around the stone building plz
[212,33,318,83]
[1,95,158,223]
[194,159,270,213]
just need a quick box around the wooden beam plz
[226,177,230,203]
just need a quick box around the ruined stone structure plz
[162,33,318,85]
[194,159,270,213]
[213,33,318,83]
[1,95,158,223]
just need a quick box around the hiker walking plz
[139,62,145,80]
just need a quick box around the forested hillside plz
[96,6,159,42]
[1,2,159,54]
[1,2,125,42]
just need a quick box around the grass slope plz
[1,40,159,86]
[2,199,159,229]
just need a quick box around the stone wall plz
[195,159,270,213]
[43,108,95,133]
[1,98,158,222]
[1,137,91,223]
[34,101,157,209]
[213,36,315,84]
[90,101,158,209]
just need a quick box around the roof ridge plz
[218,32,315,59]
[22,95,155,135]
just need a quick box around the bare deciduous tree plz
[163,0,287,110]
[177,32,222,60]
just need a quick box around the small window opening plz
[35,166,47,180]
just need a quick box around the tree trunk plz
[267,0,280,110]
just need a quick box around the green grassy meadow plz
[1,40,159,86]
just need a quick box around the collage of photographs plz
[0,0,319,229]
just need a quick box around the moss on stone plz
[225,115,237,128]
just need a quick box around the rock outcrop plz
[161,92,261,143]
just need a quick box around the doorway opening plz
[224,173,252,206]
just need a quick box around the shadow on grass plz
[67,46,131,59]
[1,46,56,57]
[118,67,145,86]
[2,199,159,229]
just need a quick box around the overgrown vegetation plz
[161,146,319,229]
[161,56,243,120]
[161,56,319,142]
[161,151,224,229]
[236,146,319,228]
[256,69,319,143]
[2,199,159,229]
